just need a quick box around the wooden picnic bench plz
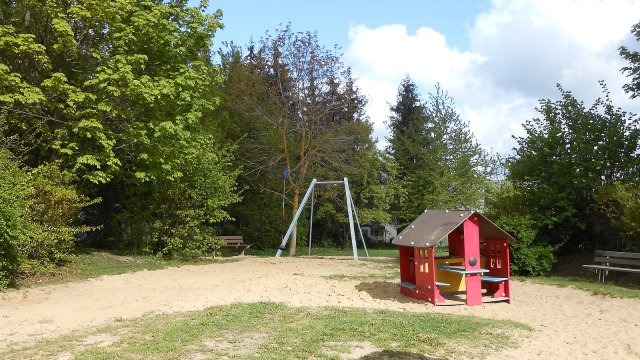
[582,250,640,282]
[217,236,251,256]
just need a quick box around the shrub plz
[0,152,97,287]
[486,181,558,276]
[116,136,241,258]
[18,162,98,274]
[596,181,640,251]
[493,214,558,276]
[0,149,30,288]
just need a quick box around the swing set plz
[275,177,369,260]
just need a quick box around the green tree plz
[0,148,30,288]
[215,26,388,254]
[387,77,489,226]
[596,182,640,250]
[485,181,558,275]
[21,161,97,271]
[620,20,640,98]
[1,1,240,256]
[1,0,224,183]
[506,84,640,250]
[0,148,94,288]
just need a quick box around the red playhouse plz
[392,209,515,306]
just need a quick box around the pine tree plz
[387,77,489,226]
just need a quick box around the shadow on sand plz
[355,281,425,304]
[359,350,442,360]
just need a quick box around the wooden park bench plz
[582,250,640,282]
[216,236,251,256]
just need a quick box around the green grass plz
[514,275,640,299]
[18,251,239,288]
[0,302,531,360]
[245,246,399,258]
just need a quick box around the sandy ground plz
[0,256,639,359]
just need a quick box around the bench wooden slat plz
[223,240,245,245]
[594,256,640,266]
[214,236,251,256]
[594,250,640,259]
[217,236,244,241]
[583,264,640,273]
[584,251,640,282]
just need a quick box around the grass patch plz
[247,245,448,258]
[0,302,530,360]
[246,246,399,258]
[18,251,239,288]
[514,275,640,299]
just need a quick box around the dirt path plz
[1,257,638,359]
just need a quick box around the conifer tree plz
[387,77,489,226]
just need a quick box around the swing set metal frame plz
[275,177,369,261]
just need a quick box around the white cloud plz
[346,0,640,154]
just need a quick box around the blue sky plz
[205,0,640,154]
[212,1,491,51]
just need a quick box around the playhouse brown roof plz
[391,209,516,248]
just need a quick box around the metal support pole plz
[276,178,318,257]
[350,195,369,258]
[344,177,359,261]
[308,187,315,257]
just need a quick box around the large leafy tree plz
[216,26,389,253]
[387,76,489,226]
[0,1,240,255]
[1,0,223,183]
[506,84,640,250]
[620,20,640,98]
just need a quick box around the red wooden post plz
[483,239,511,303]
[407,247,443,305]
[427,247,445,304]
[463,217,482,306]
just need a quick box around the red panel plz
[405,247,443,305]
[398,246,414,284]
[428,247,445,304]
[486,282,506,298]
[463,218,481,271]
[448,229,464,257]
[465,274,482,306]
[463,218,483,306]
[483,239,512,303]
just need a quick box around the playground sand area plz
[1,256,638,359]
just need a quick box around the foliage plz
[0,148,30,288]
[0,0,224,184]
[507,84,640,250]
[19,162,98,273]
[485,182,557,276]
[216,26,390,252]
[596,181,640,251]
[620,20,640,98]
[1,1,241,258]
[387,77,490,226]
[113,137,240,258]
[0,150,93,288]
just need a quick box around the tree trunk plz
[289,189,300,256]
